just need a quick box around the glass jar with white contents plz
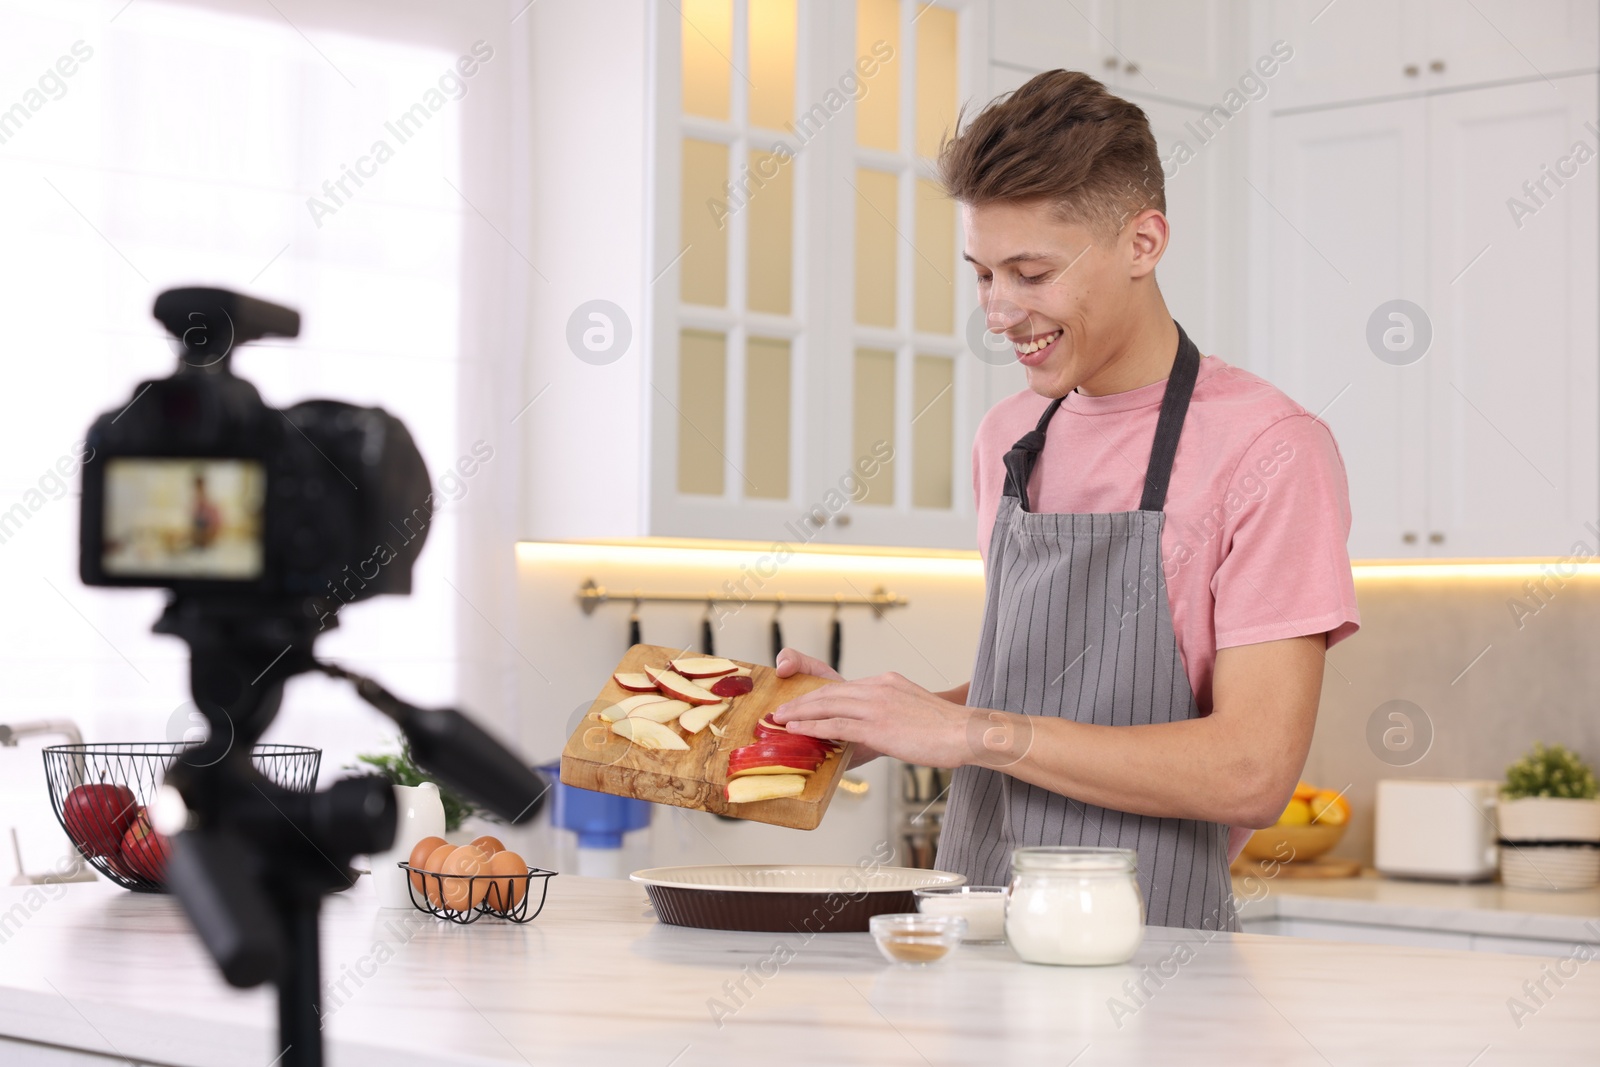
[1004,847,1144,965]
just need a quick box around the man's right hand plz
[774,647,843,683]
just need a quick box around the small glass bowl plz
[868,913,967,965]
[913,885,1008,944]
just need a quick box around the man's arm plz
[992,633,1325,828]
[773,633,1326,829]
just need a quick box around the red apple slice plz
[626,699,691,724]
[648,669,722,706]
[669,656,739,678]
[610,717,689,750]
[679,700,731,734]
[612,672,658,692]
[733,666,754,678]
[709,674,753,698]
[726,774,806,803]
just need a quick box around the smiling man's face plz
[962,199,1164,398]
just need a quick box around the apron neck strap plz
[1138,322,1201,512]
[1001,397,1064,508]
[1001,321,1202,513]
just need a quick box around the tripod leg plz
[277,899,324,1067]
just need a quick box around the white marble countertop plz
[1234,870,1600,942]
[2,875,1598,1066]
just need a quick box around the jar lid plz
[1011,846,1137,874]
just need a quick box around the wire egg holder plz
[399,861,557,924]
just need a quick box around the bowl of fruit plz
[43,742,321,892]
[1240,780,1350,863]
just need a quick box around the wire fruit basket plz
[42,742,321,893]
[400,862,557,924]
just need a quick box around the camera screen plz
[102,458,266,580]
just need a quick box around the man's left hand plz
[771,673,974,769]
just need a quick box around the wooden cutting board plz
[559,644,851,830]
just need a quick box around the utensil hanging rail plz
[577,579,908,617]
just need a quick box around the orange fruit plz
[1310,790,1350,826]
[1278,799,1312,826]
[1292,780,1319,802]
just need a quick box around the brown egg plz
[484,850,527,912]
[468,835,505,856]
[440,844,491,912]
[406,836,447,895]
[423,844,458,909]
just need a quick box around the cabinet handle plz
[1123,61,1140,76]
[1402,531,1419,544]
[1403,64,1420,77]
[834,513,852,528]
[1103,56,1119,70]
[1429,59,1446,74]
[1429,531,1445,544]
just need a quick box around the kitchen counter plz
[2,876,1598,1066]
[1234,870,1600,945]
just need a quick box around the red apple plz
[118,809,172,884]
[62,783,137,858]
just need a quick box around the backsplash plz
[1309,572,1600,865]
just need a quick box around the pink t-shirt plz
[971,355,1361,861]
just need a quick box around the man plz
[773,70,1359,932]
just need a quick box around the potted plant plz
[351,739,480,834]
[1498,743,1600,890]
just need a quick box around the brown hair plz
[938,70,1164,242]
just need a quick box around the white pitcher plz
[370,782,446,909]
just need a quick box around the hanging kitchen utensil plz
[769,597,785,664]
[628,596,642,647]
[828,597,843,674]
[700,600,716,656]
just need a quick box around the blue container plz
[537,762,652,849]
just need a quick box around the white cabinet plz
[1426,77,1599,557]
[991,0,1241,106]
[1264,97,1431,557]
[525,0,996,550]
[1270,0,1599,111]
[1263,75,1598,558]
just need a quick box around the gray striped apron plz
[935,322,1237,932]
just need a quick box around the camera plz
[79,286,430,614]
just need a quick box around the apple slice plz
[733,666,754,678]
[612,671,658,692]
[626,699,691,724]
[728,764,817,778]
[679,700,731,734]
[709,674,753,698]
[727,774,806,803]
[670,656,740,678]
[599,694,675,722]
[610,717,690,751]
[648,669,722,706]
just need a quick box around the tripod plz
[154,597,544,1067]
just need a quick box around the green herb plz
[350,738,479,832]
[1503,742,1599,801]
